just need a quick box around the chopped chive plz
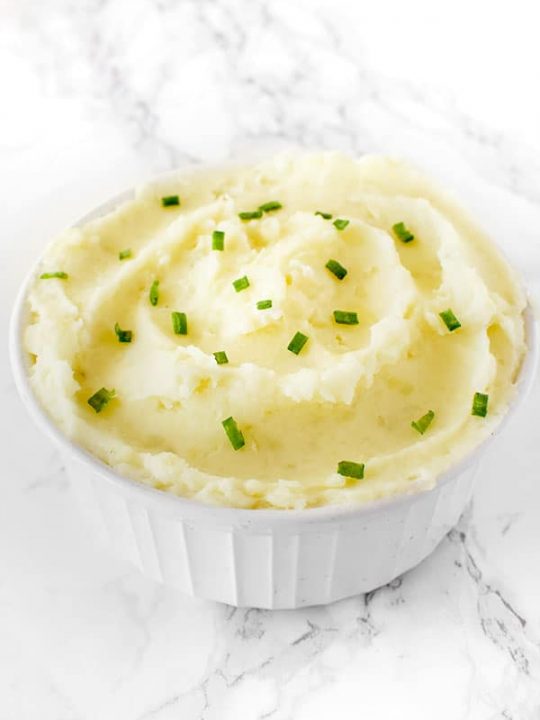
[287,331,309,355]
[213,351,229,365]
[333,218,349,231]
[259,201,282,213]
[333,310,359,325]
[411,410,435,435]
[233,275,250,292]
[119,248,132,260]
[149,280,159,306]
[114,322,133,343]
[325,259,348,280]
[392,221,414,243]
[171,311,188,335]
[239,210,263,220]
[256,299,272,310]
[337,460,365,480]
[439,308,461,332]
[222,416,245,450]
[472,392,488,417]
[315,211,333,220]
[212,230,225,251]
[87,387,116,413]
[39,271,68,280]
[161,195,180,207]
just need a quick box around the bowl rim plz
[9,175,540,524]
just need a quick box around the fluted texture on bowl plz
[65,454,478,609]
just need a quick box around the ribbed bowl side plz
[64,453,479,609]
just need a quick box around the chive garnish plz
[239,210,263,220]
[171,311,188,335]
[259,201,282,213]
[411,410,435,435]
[287,331,309,355]
[333,218,349,231]
[40,271,68,280]
[222,416,245,450]
[392,222,414,243]
[161,195,180,207]
[87,387,116,413]
[333,310,359,325]
[337,460,365,480]
[325,259,348,280]
[472,392,488,417]
[114,322,133,343]
[119,248,132,260]
[439,309,461,332]
[149,280,159,306]
[315,211,333,220]
[213,351,229,365]
[233,276,250,292]
[256,299,272,310]
[212,230,225,251]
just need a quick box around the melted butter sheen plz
[25,153,527,509]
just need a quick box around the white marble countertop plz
[2,1,540,718]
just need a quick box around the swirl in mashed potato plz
[24,153,527,509]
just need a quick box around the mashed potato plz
[24,153,527,509]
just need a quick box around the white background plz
[1,1,540,718]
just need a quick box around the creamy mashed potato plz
[25,153,527,509]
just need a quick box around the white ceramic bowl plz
[10,188,538,609]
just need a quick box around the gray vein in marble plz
[137,691,182,720]
[101,575,166,686]
[497,512,522,537]
[134,576,402,720]
[7,0,540,215]
[449,510,540,680]
[22,452,69,493]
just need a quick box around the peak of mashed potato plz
[25,153,527,509]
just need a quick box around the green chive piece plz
[87,387,116,413]
[472,392,489,417]
[392,221,414,243]
[439,308,461,332]
[325,259,348,280]
[256,299,272,310]
[333,218,350,231]
[288,331,309,355]
[239,210,263,220]
[39,271,68,280]
[222,416,245,450]
[171,311,188,335]
[315,211,333,220]
[337,460,365,480]
[213,351,229,365]
[161,195,180,207]
[149,280,159,306]
[118,248,132,260]
[212,230,225,251]
[259,201,282,213]
[333,310,359,325]
[114,322,133,343]
[411,410,435,435]
[233,276,250,292]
